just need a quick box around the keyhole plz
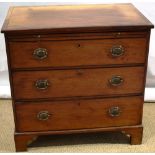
[77,44,81,47]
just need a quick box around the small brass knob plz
[37,111,51,121]
[35,79,49,90]
[33,48,48,60]
[109,76,123,86]
[109,107,121,117]
[111,45,124,57]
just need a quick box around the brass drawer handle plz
[33,48,48,60]
[37,111,51,121]
[111,45,124,57]
[109,76,123,86]
[109,106,121,117]
[35,79,49,90]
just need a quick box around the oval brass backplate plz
[33,48,48,60]
[109,76,123,86]
[111,45,124,57]
[35,79,49,90]
[109,106,121,117]
[37,111,51,121]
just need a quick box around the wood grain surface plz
[15,96,143,132]
[1,4,153,34]
[2,3,153,151]
[12,66,144,100]
[9,38,147,69]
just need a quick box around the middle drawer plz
[12,66,144,100]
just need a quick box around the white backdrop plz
[0,1,155,100]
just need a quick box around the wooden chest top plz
[1,3,153,35]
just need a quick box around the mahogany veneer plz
[9,38,147,69]
[1,3,154,152]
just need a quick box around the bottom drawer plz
[15,96,143,132]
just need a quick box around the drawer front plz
[9,38,147,69]
[15,96,143,132]
[12,67,144,100]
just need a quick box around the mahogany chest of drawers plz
[1,4,154,151]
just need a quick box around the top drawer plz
[9,38,147,69]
